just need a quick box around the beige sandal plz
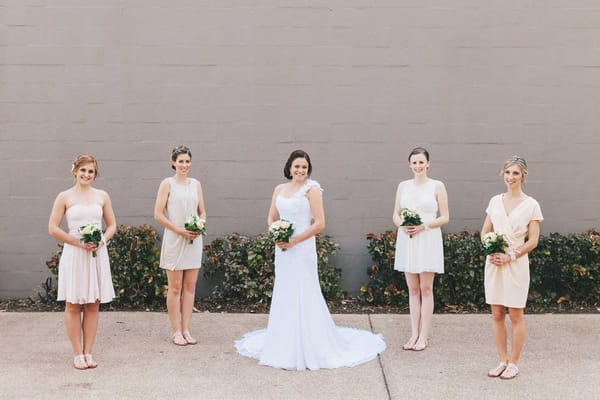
[84,354,97,368]
[488,362,507,377]
[172,331,188,346]
[500,363,519,379]
[402,337,418,350]
[73,354,88,370]
[412,340,428,351]
[182,331,197,345]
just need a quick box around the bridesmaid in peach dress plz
[481,156,543,380]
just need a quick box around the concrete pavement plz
[0,312,598,400]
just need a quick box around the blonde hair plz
[500,155,527,181]
[71,154,99,177]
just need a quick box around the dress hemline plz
[160,265,202,271]
[57,297,113,305]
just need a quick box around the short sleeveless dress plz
[57,204,115,304]
[393,179,444,274]
[159,177,203,271]
[484,195,543,308]
[235,180,386,370]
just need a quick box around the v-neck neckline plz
[501,194,528,217]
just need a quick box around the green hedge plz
[359,230,600,309]
[529,231,600,306]
[45,224,598,310]
[45,227,344,307]
[203,233,346,303]
[46,224,167,307]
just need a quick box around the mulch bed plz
[1,297,597,314]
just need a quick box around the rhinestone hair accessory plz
[500,155,528,180]
[508,155,528,174]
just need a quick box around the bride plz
[235,150,386,370]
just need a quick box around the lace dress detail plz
[235,179,386,370]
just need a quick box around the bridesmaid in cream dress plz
[481,156,543,380]
[393,147,449,351]
[48,155,116,370]
[154,145,206,346]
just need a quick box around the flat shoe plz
[73,354,88,370]
[172,332,188,346]
[500,363,519,379]
[84,354,97,368]
[488,362,507,377]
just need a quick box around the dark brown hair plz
[408,147,430,162]
[284,150,312,179]
[171,145,192,170]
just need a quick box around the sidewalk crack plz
[368,314,392,400]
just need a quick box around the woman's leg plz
[415,272,435,348]
[166,270,184,334]
[64,302,83,355]
[181,269,199,339]
[490,304,508,362]
[508,307,526,364]
[82,302,100,355]
[404,272,421,348]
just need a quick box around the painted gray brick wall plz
[1,1,599,299]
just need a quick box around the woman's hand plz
[490,252,511,266]
[277,237,298,250]
[81,241,104,253]
[81,241,97,252]
[95,239,109,251]
[403,225,426,237]
[177,227,199,241]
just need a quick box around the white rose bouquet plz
[79,222,102,257]
[399,208,423,238]
[269,219,295,251]
[184,215,206,244]
[482,232,509,256]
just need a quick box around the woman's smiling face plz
[74,162,96,185]
[409,153,429,176]
[290,157,309,182]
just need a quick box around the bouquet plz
[269,219,295,251]
[184,215,206,244]
[482,232,509,256]
[79,223,102,257]
[399,208,423,238]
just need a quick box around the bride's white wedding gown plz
[235,179,386,370]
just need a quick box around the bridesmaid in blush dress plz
[48,154,116,370]
[235,150,386,370]
[482,156,543,380]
